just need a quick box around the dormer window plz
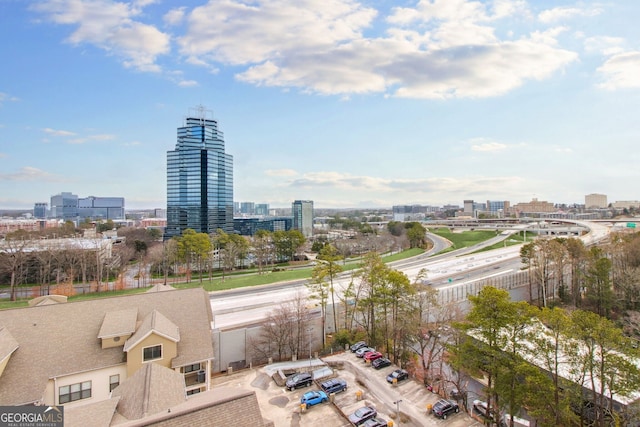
[143,344,162,362]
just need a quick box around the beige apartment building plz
[0,287,271,426]
[585,193,608,209]
[509,198,557,216]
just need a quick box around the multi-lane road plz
[211,221,610,330]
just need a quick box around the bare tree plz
[0,237,30,301]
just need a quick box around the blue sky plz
[1,0,639,210]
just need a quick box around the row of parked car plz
[350,341,462,422]
[350,340,410,384]
[284,368,386,425]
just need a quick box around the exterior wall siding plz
[126,334,177,377]
[46,364,127,407]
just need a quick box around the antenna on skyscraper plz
[189,105,213,124]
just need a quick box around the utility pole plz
[393,399,403,423]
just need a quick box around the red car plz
[364,351,383,363]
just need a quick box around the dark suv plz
[285,372,313,391]
[320,378,347,394]
[432,399,460,419]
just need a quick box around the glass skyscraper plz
[165,109,234,239]
[292,200,314,238]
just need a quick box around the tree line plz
[520,234,640,316]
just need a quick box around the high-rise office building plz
[292,200,313,238]
[33,203,48,219]
[50,192,79,220]
[78,196,125,220]
[165,107,234,239]
[255,203,269,216]
[240,202,255,215]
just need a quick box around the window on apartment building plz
[59,381,92,404]
[109,374,120,392]
[183,363,201,374]
[143,344,162,362]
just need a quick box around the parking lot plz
[211,350,482,426]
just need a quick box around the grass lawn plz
[429,228,498,251]
[174,247,426,292]
[473,231,534,252]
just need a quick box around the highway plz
[210,221,611,330]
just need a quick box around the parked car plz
[285,372,312,391]
[300,390,328,408]
[371,357,391,369]
[386,369,409,383]
[363,351,383,363]
[355,346,375,358]
[320,378,347,394]
[350,341,368,352]
[473,399,492,419]
[432,399,460,419]
[348,406,377,426]
[361,417,388,427]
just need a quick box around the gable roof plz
[123,310,180,352]
[64,396,120,427]
[0,287,214,405]
[98,309,138,339]
[111,362,185,420]
[28,295,68,307]
[145,283,175,293]
[0,327,19,365]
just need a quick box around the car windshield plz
[355,408,369,417]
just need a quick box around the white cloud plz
[178,79,198,87]
[538,5,602,24]
[43,127,76,137]
[164,7,186,26]
[0,92,19,105]
[554,147,573,153]
[178,0,576,98]
[265,169,298,177]
[179,0,377,65]
[471,140,508,152]
[32,0,170,72]
[0,153,7,159]
[389,32,577,99]
[42,128,116,143]
[597,51,640,90]
[88,133,116,141]
[283,171,530,203]
[584,36,625,56]
[0,167,63,182]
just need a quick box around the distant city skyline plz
[1,1,639,210]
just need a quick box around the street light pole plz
[307,327,313,369]
[393,399,403,423]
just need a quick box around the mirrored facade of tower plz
[165,107,233,239]
[292,200,313,238]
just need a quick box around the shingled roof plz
[123,310,180,352]
[98,309,138,339]
[0,287,214,405]
[0,327,19,367]
[112,362,185,420]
